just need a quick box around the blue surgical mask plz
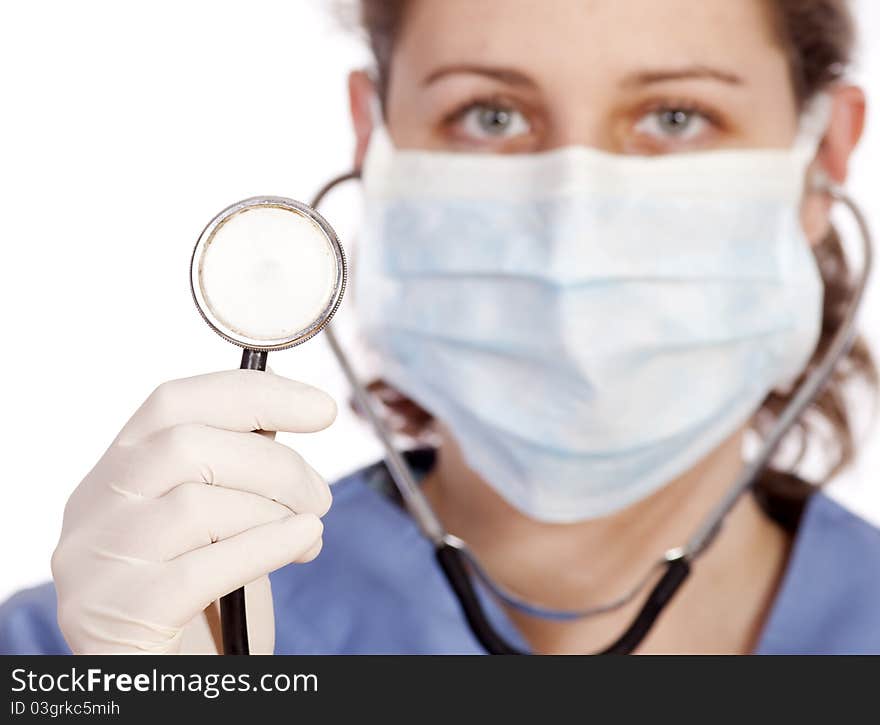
[355,114,826,523]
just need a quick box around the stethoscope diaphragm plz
[190,196,346,351]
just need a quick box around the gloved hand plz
[51,370,336,654]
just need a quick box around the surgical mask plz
[355,112,827,523]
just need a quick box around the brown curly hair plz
[350,0,876,529]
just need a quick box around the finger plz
[139,483,297,561]
[244,576,275,655]
[161,513,324,624]
[298,537,324,563]
[119,424,332,516]
[118,370,337,443]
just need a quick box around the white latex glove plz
[51,370,336,654]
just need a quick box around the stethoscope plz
[191,168,872,655]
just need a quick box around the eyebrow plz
[621,65,745,87]
[422,64,538,88]
[422,62,745,91]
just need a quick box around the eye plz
[634,107,710,142]
[457,103,531,140]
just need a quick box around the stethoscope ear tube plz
[434,542,525,655]
[597,556,691,655]
[683,182,873,561]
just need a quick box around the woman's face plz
[382,0,799,155]
[345,0,865,514]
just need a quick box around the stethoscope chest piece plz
[190,195,347,655]
[191,196,346,352]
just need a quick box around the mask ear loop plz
[796,93,834,153]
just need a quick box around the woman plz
[2,0,878,654]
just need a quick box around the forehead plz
[394,0,786,85]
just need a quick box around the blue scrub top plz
[2,449,880,654]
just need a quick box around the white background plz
[1,0,878,601]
